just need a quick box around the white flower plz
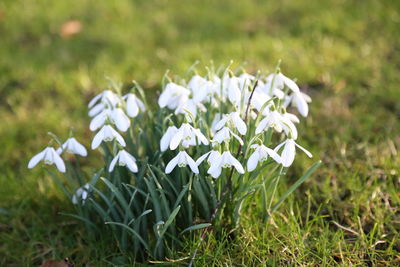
[88,90,121,117]
[266,73,301,93]
[111,108,131,132]
[57,137,87,156]
[274,139,312,167]
[158,82,191,110]
[213,127,243,145]
[214,112,247,135]
[284,91,312,117]
[165,151,199,174]
[28,147,66,173]
[90,108,131,132]
[255,110,298,139]
[227,77,241,106]
[123,93,146,118]
[247,144,281,171]
[169,123,209,150]
[188,75,212,103]
[72,184,90,205]
[109,150,138,173]
[174,98,206,119]
[207,151,244,178]
[91,125,126,149]
[160,126,178,152]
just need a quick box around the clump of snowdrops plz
[28,62,320,261]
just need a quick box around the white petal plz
[126,94,140,118]
[72,138,87,156]
[281,139,296,167]
[186,153,199,174]
[295,143,313,158]
[52,149,66,172]
[169,129,184,150]
[112,109,130,132]
[196,151,211,166]
[208,166,222,178]
[194,129,209,145]
[247,151,260,172]
[255,117,268,134]
[230,129,244,146]
[109,153,119,172]
[88,103,104,117]
[88,92,103,108]
[294,93,309,117]
[121,151,138,172]
[90,112,107,131]
[265,147,281,164]
[281,74,300,93]
[160,126,177,152]
[165,153,180,174]
[229,154,245,174]
[28,150,45,168]
[214,116,228,131]
[91,128,104,149]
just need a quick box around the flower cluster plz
[28,89,146,203]
[26,63,318,261]
[159,68,312,178]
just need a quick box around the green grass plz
[1,0,399,265]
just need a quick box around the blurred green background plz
[1,0,399,265]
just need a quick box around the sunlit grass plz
[0,0,399,265]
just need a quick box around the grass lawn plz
[1,0,399,265]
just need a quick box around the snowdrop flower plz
[28,147,66,173]
[88,90,121,117]
[57,137,87,156]
[72,184,90,205]
[169,123,209,150]
[90,108,130,132]
[207,151,244,178]
[123,93,145,118]
[158,82,191,110]
[255,110,298,139]
[284,91,312,117]
[174,98,206,119]
[227,77,241,106]
[274,139,312,167]
[91,125,126,149]
[247,144,281,171]
[165,151,199,174]
[213,127,243,145]
[111,108,131,132]
[160,126,178,152]
[109,150,138,173]
[214,112,247,135]
[238,73,255,90]
[266,72,301,93]
[188,75,213,103]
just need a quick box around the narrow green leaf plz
[181,223,211,234]
[270,161,321,215]
[105,222,150,251]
